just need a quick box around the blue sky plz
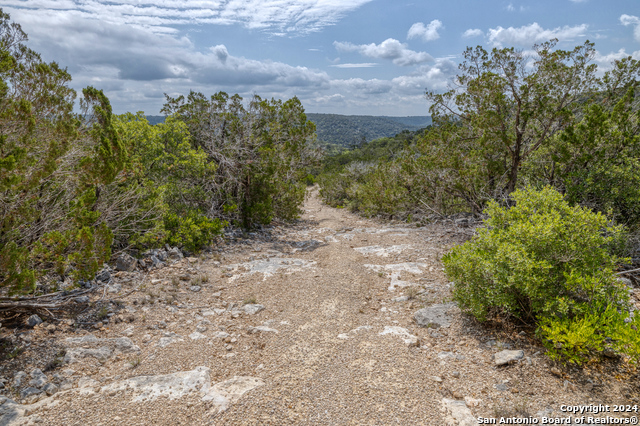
[4,0,640,116]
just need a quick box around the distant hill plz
[146,115,166,125]
[306,114,431,148]
[146,114,432,148]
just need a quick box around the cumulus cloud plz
[4,0,374,35]
[407,20,443,42]
[487,22,588,46]
[333,38,432,66]
[330,63,378,68]
[620,14,640,42]
[2,5,330,115]
[462,28,483,38]
[594,48,640,67]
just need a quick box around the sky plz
[3,0,640,116]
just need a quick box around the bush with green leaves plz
[443,186,639,364]
[0,10,126,293]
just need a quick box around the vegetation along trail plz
[2,188,637,425]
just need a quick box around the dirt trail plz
[2,189,636,425]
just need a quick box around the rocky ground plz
[0,188,638,425]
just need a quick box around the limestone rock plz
[203,376,265,414]
[43,383,58,396]
[242,304,265,315]
[441,398,478,426]
[26,315,43,328]
[19,387,42,403]
[167,247,183,261]
[248,326,278,334]
[64,347,113,364]
[100,366,211,402]
[28,369,47,388]
[13,371,27,387]
[494,350,524,366]
[414,303,456,328]
[157,332,184,348]
[379,326,419,346]
[189,332,207,340]
[95,270,111,282]
[116,253,137,272]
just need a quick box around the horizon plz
[4,1,640,116]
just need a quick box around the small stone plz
[43,383,58,396]
[20,387,43,402]
[190,285,202,292]
[431,376,443,383]
[464,396,482,408]
[95,270,111,282]
[168,247,183,261]
[13,371,27,387]
[28,369,47,388]
[242,304,265,315]
[494,349,524,366]
[452,391,463,399]
[494,383,508,391]
[451,371,460,378]
[550,367,562,377]
[414,303,456,328]
[27,315,43,327]
[116,253,137,272]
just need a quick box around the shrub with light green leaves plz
[443,186,639,364]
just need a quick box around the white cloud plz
[4,0,374,35]
[462,28,483,38]
[334,38,432,66]
[487,22,588,46]
[507,3,515,12]
[594,48,640,66]
[330,63,378,68]
[2,6,330,115]
[407,20,443,42]
[392,57,458,93]
[620,14,640,42]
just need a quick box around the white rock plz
[189,332,207,340]
[100,366,211,402]
[202,376,265,414]
[494,350,524,366]
[248,326,278,334]
[157,332,184,348]
[242,304,265,315]
[225,258,316,282]
[379,326,419,346]
[354,245,411,257]
[441,398,478,426]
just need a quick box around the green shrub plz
[443,186,638,364]
[163,210,226,253]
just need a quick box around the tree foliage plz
[0,10,125,293]
[162,91,320,229]
[444,187,639,364]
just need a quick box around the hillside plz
[306,113,431,148]
[146,114,432,149]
